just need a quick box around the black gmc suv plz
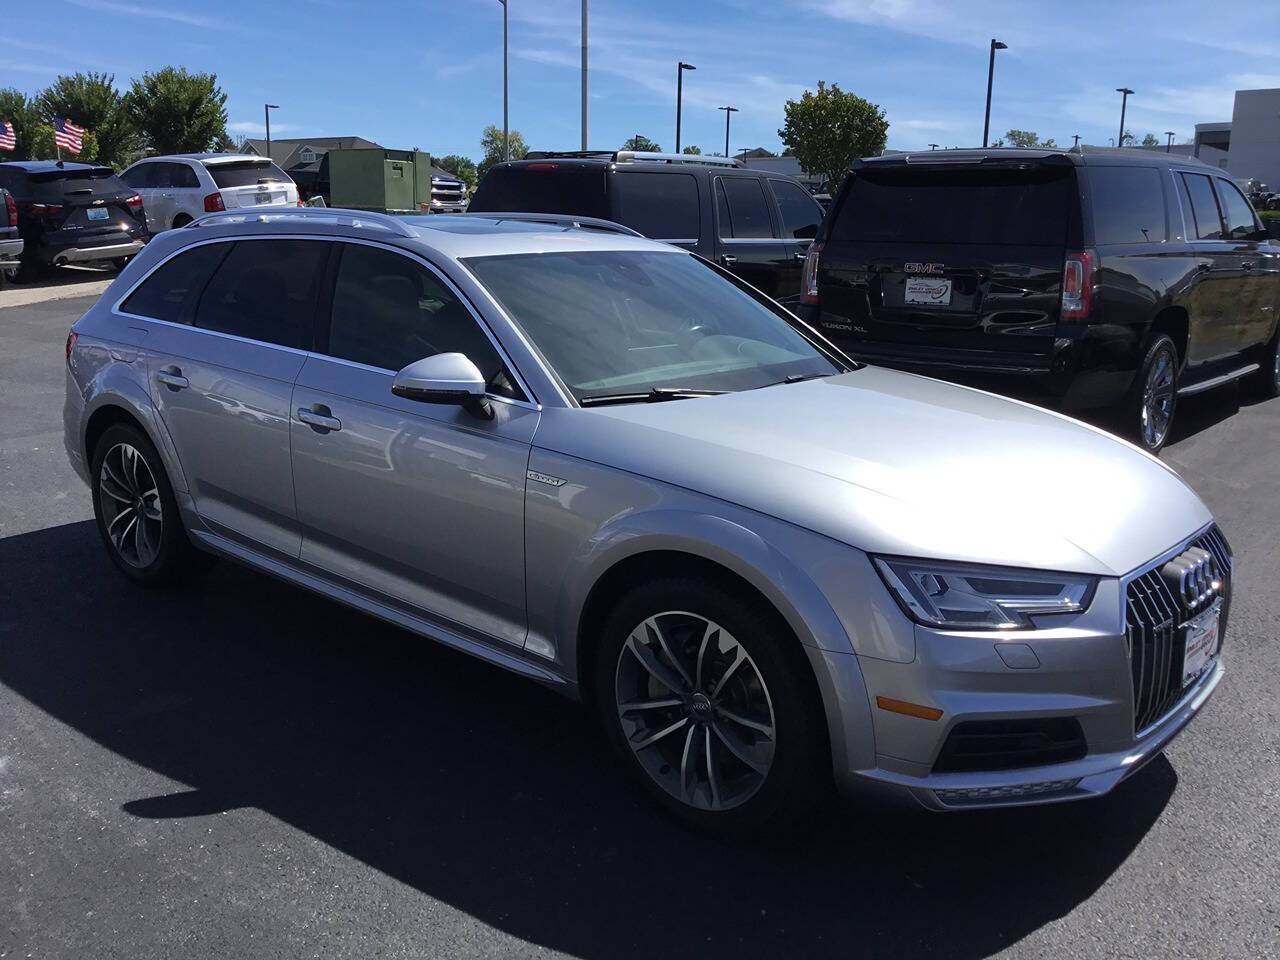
[470,151,823,303]
[799,149,1280,451]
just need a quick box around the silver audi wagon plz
[64,208,1231,833]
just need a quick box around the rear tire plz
[90,422,208,586]
[1122,334,1179,453]
[171,214,192,229]
[593,576,828,837]
[1245,329,1280,400]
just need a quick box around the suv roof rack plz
[464,211,645,238]
[520,150,742,168]
[186,207,417,238]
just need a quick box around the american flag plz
[0,120,15,152]
[54,117,85,154]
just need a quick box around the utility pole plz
[718,106,738,158]
[982,39,1007,148]
[580,0,587,151]
[1165,130,1175,152]
[499,0,509,160]
[1072,133,1081,148]
[265,103,279,157]
[1116,87,1134,148]
[675,61,695,153]
[928,143,939,151]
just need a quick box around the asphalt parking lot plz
[2,288,1278,960]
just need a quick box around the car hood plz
[532,367,1212,576]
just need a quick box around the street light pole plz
[1165,130,1175,152]
[499,0,509,161]
[580,0,587,151]
[264,103,279,157]
[928,143,939,151]
[1072,134,1081,148]
[1116,87,1134,148]
[982,39,1007,148]
[717,106,738,157]
[676,61,695,153]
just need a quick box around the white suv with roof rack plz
[119,153,299,233]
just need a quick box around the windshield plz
[465,250,842,402]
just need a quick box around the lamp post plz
[499,0,509,160]
[676,61,695,153]
[928,143,939,151]
[1072,133,1081,148]
[580,0,587,151]
[982,39,1007,148]
[264,103,279,157]
[1165,130,1175,152]
[717,106,738,157]
[1116,87,1134,148]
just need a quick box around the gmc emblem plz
[904,262,945,275]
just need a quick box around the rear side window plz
[207,161,291,188]
[195,239,327,348]
[470,165,609,219]
[833,165,1073,246]
[1214,179,1260,240]
[1088,166,1167,244]
[1181,174,1224,240]
[610,171,699,240]
[119,164,155,189]
[121,243,230,324]
[768,179,822,239]
[326,243,515,395]
[717,177,775,239]
[171,163,201,188]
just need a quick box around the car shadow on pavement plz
[0,521,1178,960]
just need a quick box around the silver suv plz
[64,208,1231,833]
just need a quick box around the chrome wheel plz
[1141,346,1176,448]
[97,442,163,568]
[614,611,776,812]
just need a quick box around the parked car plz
[428,167,468,213]
[0,160,147,276]
[0,186,22,285]
[469,150,824,303]
[65,207,1232,833]
[119,153,298,232]
[800,149,1280,451]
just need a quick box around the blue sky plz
[5,0,1280,160]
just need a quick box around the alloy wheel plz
[1142,347,1176,448]
[614,611,776,811]
[97,442,163,568]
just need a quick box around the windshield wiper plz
[579,387,727,407]
[755,372,831,389]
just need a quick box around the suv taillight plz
[125,193,142,210]
[24,202,63,218]
[4,191,16,227]
[1061,249,1097,320]
[203,192,225,213]
[66,330,77,366]
[800,241,824,305]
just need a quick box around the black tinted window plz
[327,244,512,394]
[172,163,201,188]
[610,171,699,239]
[195,240,327,348]
[119,164,155,188]
[469,164,609,219]
[121,243,230,324]
[717,177,775,239]
[1181,173,1223,240]
[1215,180,1260,240]
[769,179,822,239]
[1089,166,1167,244]
[834,165,1073,246]
[207,161,291,188]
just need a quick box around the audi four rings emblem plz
[1160,547,1222,611]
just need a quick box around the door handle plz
[794,251,808,261]
[720,254,738,267]
[156,369,188,390]
[297,407,342,432]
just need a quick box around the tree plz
[0,88,41,159]
[30,125,99,163]
[1141,132,1159,147]
[1003,129,1040,147]
[623,134,661,152]
[436,154,478,191]
[681,145,701,155]
[778,81,888,190]
[1120,129,1135,146]
[125,66,228,155]
[477,124,528,180]
[35,72,135,169]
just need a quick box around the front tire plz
[594,577,828,836]
[1123,333,1179,453]
[90,422,205,586]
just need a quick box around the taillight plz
[297,198,303,207]
[1061,249,1097,320]
[125,194,142,210]
[65,330,77,366]
[203,192,225,213]
[4,191,16,227]
[800,241,824,305]
[25,202,63,218]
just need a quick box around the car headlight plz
[872,557,1097,630]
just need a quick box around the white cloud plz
[227,121,299,135]
[65,0,241,31]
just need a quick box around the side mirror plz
[391,352,493,419]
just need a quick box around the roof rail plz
[524,150,617,160]
[186,206,416,238]
[615,151,741,167]
[464,211,645,238]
